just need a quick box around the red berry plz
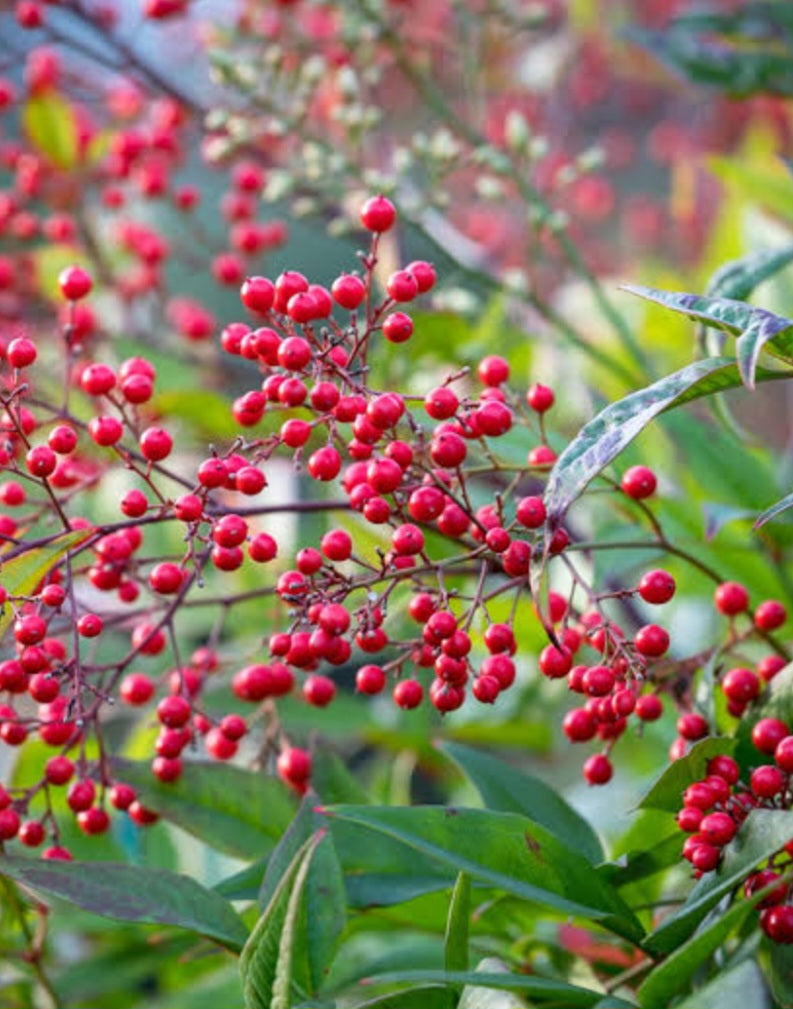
[276,747,312,793]
[360,195,396,232]
[320,528,353,561]
[356,664,386,695]
[0,808,20,840]
[563,707,597,742]
[303,674,336,707]
[393,678,423,709]
[752,717,789,754]
[714,581,749,616]
[526,384,554,412]
[760,904,793,943]
[45,755,74,785]
[634,624,669,658]
[699,811,737,846]
[621,465,657,500]
[677,712,709,740]
[477,355,509,386]
[157,694,191,728]
[240,276,275,315]
[583,753,613,785]
[706,754,740,784]
[109,783,136,811]
[635,693,664,721]
[754,600,787,631]
[77,806,110,834]
[722,667,760,704]
[67,779,96,812]
[637,569,675,605]
[775,736,793,773]
[149,562,183,595]
[139,427,173,462]
[7,337,37,368]
[120,672,155,706]
[382,311,413,343]
[18,819,45,847]
[750,764,785,798]
[59,265,92,300]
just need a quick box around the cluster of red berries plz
[1,192,792,862]
[674,721,793,943]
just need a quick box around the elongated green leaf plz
[543,356,792,526]
[22,91,80,169]
[755,490,793,529]
[111,758,295,858]
[676,3,793,40]
[438,741,602,863]
[241,830,336,1009]
[0,856,247,951]
[706,244,793,300]
[639,738,735,812]
[352,987,453,1009]
[645,809,793,954]
[258,795,346,995]
[0,529,93,641]
[358,970,613,1007]
[606,834,683,889]
[626,25,793,97]
[626,284,793,386]
[639,873,785,1008]
[767,940,793,1008]
[325,806,644,942]
[675,959,767,1009]
[215,858,268,901]
[444,873,470,974]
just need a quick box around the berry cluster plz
[675,725,793,944]
[0,194,790,861]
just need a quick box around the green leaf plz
[638,870,786,1008]
[350,988,452,1009]
[438,741,603,863]
[111,758,295,859]
[241,829,342,1009]
[444,872,470,974]
[710,156,793,225]
[755,489,793,529]
[357,970,614,1007]
[625,284,793,386]
[675,959,767,1009]
[0,529,93,641]
[325,805,644,942]
[543,356,791,527]
[639,738,736,812]
[625,25,793,97]
[645,809,793,954]
[0,856,247,951]
[606,834,683,889]
[705,243,793,300]
[22,90,80,169]
[152,389,240,441]
[766,939,793,1008]
[215,858,268,901]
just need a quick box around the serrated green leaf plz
[645,809,793,955]
[0,529,93,641]
[111,758,295,859]
[22,90,80,169]
[438,741,602,863]
[325,805,644,942]
[543,356,792,527]
[0,856,247,951]
[639,738,736,813]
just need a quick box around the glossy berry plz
[752,717,789,754]
[360,195,396,232]
[276,747,312,793]
[721,667,760,704]
[477,355,509,386]
[526,384,554,412]
[750,764,785,798]
[637,569,675,604]
[582,753,613,785]
[760,905,793,943]
[393,679,424,709]
[754,600,787,631]
[621,465,657,499]
[634,624,669,658]
[356,664,386,695]
[677,713,709,741]
[59,265,92,300]
[714,581,749,616]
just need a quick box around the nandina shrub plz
[2,1,793,1008]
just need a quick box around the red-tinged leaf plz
[542,357,792,528]
[0,529,93,642]
[22,90,80,169]
[0,856,247,951]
